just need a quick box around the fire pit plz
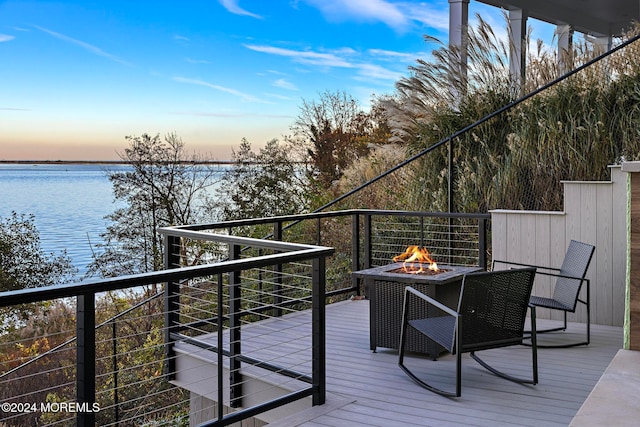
[352,262,477,285]
[352,246,482,357]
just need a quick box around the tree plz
[87,133,221,277]
[212,138,307,221]
[0,212,77,331]
[0,212,77,293]
[289,90,387,192]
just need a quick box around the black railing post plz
[312,255,326,406]
[164,234,181,380]
[112,319,119,425]
[448,137,455,265]
[364,213,372,269]
[273,221,283,317]
[216,272,225,422]
[77,292,96,426]
[352,213,361,295]
[448,135,454,214]
[316,218,321,245]
[478,218,488,270]
[229,243,243,408]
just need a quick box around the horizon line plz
[0,159,237,165]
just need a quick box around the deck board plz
[270,299,623,426]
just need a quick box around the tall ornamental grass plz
[377,16,640,213]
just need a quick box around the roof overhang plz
[477,0,640,37]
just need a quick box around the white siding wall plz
[491,166,626,326]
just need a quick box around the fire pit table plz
[352,263,482,358]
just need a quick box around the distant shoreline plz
[0,159,235,165]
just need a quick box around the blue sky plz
[0,0,551,161]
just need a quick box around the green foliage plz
[0,213,76,332]
[0,212,77,293]
[212,138,308,221]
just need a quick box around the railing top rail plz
[0,245,334,307]
[163,209,491,233]
[158,227,332,251]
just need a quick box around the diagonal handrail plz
[309,31,640,215]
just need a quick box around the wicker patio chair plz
[493,240,595,348]
[398,268,538,397]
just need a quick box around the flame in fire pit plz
[393,245,439,274]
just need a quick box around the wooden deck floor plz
[270,299,624,427]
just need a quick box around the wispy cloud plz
[368,48,421,63]
[33,25,133,66]
[265,93,293,101]
[246,43,404,83]
[244,44,354,68]
[174,34,190,43]
[173,76,269,103]
[0,34,15,42]
[300,1,451,34]
[356,63,404,81]
[399,2,449,33]
[219,0,263,19]
[301,0,408,32]
[1,107,30,111]
[273,78,298,91]
[185,57,212,64]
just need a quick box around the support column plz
[448,0,469,98]
[594,34,613,54]
[509,8,528,90]
[594,34,612,84]
[557,24,574,75]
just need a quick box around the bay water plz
[1,162,231,279]
[0,163,128,277]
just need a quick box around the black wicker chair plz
[398,268,538,397]
[493,240,595,348]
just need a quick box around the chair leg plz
[586,296,591,345]
[470,352,538,385]
[398,322,461,397]
[398,353,461,398]
[523,305,589,348]
[531,307,538,384]
[473,306,538,385]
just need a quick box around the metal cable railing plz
[0,234,333,427]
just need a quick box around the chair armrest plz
[533,270,589,283]
[492,259,561,273]
[403,286,458,317]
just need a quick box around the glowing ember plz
[392,245,440,274]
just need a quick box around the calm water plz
[0,163,127,277]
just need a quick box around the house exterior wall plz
[491,165,627,327]
[621,162,640,350]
